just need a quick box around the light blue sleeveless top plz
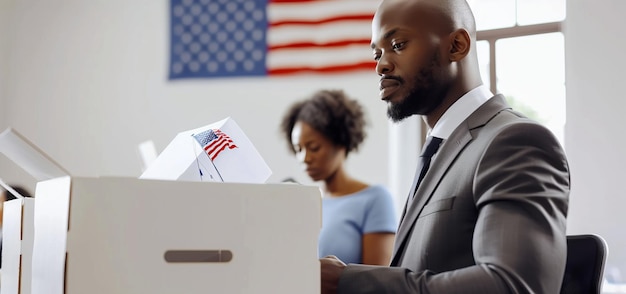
[318,184,398,264]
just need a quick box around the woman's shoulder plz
[359,184,393,199]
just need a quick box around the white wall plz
[0,1,10,128]
[0,1,31,189]
[565,0,626,277]
[0,1,405,203]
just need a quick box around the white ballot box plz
[32,177,321,294]
[1,127,322,294]
[0,128,69,294]
[1,197,35,294]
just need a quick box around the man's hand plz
[321,255,346,294]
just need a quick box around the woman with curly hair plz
[280,89,397,265]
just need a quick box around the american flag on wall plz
[169,0,380,79]
[193,129,238,160]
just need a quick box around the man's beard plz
[387,92,416,123]
[387,53,442,123]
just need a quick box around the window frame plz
[477,21,563,95]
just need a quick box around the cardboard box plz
[0,128,69,294]
[1,197,35,294]
[31,177,321,294]
[1,128,322,294]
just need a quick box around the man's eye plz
[392,42,405,50]
[373,53,381,61]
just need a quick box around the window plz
[467,0,565,30]
[496,33,565,142]
[469,0,566,145]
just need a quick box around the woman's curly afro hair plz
[280,89,367,156]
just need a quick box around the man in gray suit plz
[320,0,570,293]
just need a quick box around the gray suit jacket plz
[338,95,570,293]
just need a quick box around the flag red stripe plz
[207,142,238,160]
[208,139,231,154]
[268,61,375,75]
[204,137,225,151]
[270,14,374,27]
[205,130,228,148]
[209,143,226,160]
[199,130,238,160]
[269,38,371,50]
[206,138,235,155]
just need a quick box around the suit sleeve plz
[337,121,570,293]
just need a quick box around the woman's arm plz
[362,232,395,265]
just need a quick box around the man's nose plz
[376,54,394,75]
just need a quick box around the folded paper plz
[140,117,271,184]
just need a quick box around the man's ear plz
[449,29,471,61]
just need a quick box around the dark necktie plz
[413,136,443,197]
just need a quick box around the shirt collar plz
[429,85,493,139]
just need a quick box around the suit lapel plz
[391,127,472,263]
[397,159,423,222]
[391,95,511,264]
